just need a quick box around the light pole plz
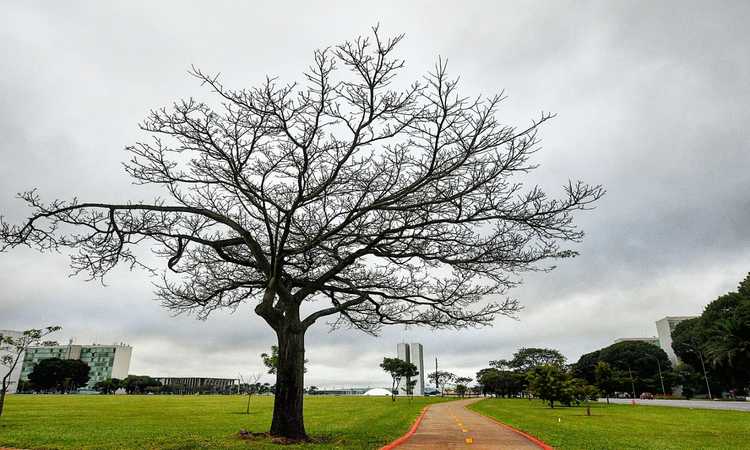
[683,343,712,400]
[695,349,713,400]
[614,359,638,401]
[638,352,667,397]
[654,358,666,397]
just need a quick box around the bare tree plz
[238,372,263,414]
[1,326,61,416]
[0,27,603,439]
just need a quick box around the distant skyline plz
[2,1,749,388]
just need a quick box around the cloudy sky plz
[2,1,749,388]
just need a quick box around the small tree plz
[594,361,616,404]
[239,373,263,414]
[380,357,418,402]
[526,364,571,408]
[0,326,60,416]
[571,378,599,416]
[94,378,123,394]
[455,376,472,398]
[427,370,456,396]
[406,379,418,402]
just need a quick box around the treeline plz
[476,273,750,407]
[669,273,750,398]
[575,273,750,399]
[475,347,599,408]
[95,377,276,395]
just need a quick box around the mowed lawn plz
[470,398,750,449]
[0,394,448,449]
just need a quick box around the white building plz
[396,342,425,396]
[656,316,698,366]
[0,330,24,394]
[617,316,699,366]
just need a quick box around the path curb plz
[379,405,430,450]
[466,406,554,450]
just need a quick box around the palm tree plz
[704,312,750,391]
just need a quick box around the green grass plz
[469,398,750,449]
[0,395,449,449]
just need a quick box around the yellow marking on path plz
[466,437,474,444]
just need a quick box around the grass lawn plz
[469,398,750,449]
[0,394,448,449]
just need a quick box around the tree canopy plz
[122,375,162,394]
[94,378,122,394]
[27,358,90,393]
[573,341,672,395]
[508,347,567,372]
[672,273,750,393]
[380,357,418,401]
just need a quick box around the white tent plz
[363,388,392,396]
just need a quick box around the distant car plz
[640,392,654,400]
[424,388,440,396]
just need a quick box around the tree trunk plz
[0,383,7,417]
[270,329,308,440]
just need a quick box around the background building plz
[410,342,425,396]
[616,316,698,366]
[20,342,132,389]
[396,342,425,396]
[0,329,24,394]
[155,377,236,394]
[310,387,370,396]
[614,337,660,346]
[656,316,698,365]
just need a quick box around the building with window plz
[0,329,24,394]
[155,377,236,394]
[20,342,132,389]
[396,342,425,396]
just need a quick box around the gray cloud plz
[1,0,749,388]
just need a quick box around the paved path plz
[604,398,750,412]
[397,398,542,449]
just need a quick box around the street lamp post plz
[655,358,666,397]
[630,351,667,397]
[682,343,713,400]
[696,349,713,400]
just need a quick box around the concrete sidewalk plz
[396,398,543,449]
[604,398,750,412]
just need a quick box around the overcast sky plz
[2,1,749,388]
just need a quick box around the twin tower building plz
[396,342,425,396]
